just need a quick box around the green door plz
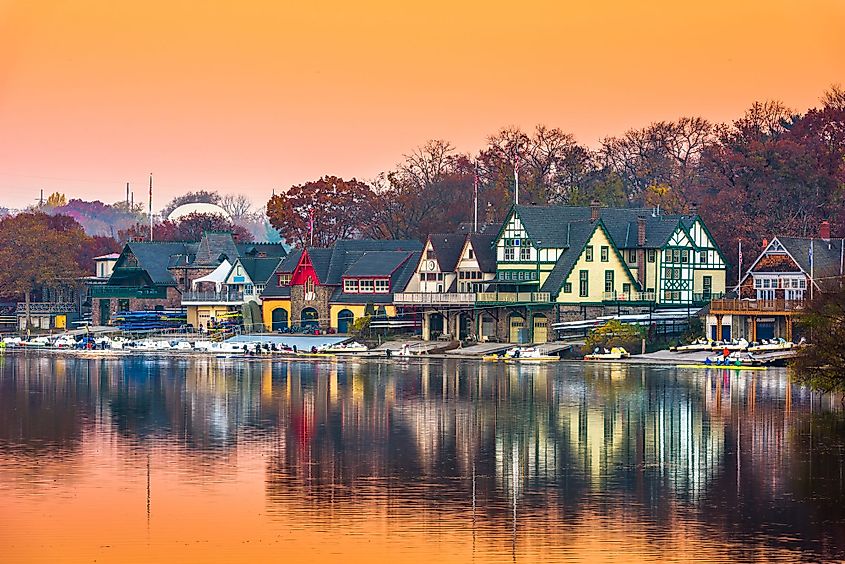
[99,299,111,325]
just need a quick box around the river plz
[0,353,843,562]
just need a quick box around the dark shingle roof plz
[193,231,240,267]
[115,242,194,286]
[778,237,845,292]
[316,240,422,285]
[238,257,284,285]
[428,234,466,272]
[344,251,415,277]
[468,232,497,273]
[237,242,288,258]
[276,249,302,273]
[329,250,421,304]
[539,221,597,294]
[305,248,334,283]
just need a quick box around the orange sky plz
[0,0,842,210]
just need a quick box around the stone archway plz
[301,307,319,329]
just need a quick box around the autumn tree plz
[118,213,252,243]
[266,176,375,247]
[0,212,88,329]
[44,192,67,208]
[792,289,845,394]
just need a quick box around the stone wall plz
[289,285,334,328]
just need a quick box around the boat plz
[709,338,750,352]
[584,347,630,361]
[747,338,795,353]
[670,338,713,352]
[321,341,368,354]
[484,346,559,362]
[677,363,768,371]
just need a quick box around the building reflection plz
[0,354,842,558]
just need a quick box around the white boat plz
[711,338,749,352]
[54,335,77,348]
[2,337,23,347]
[671,338,713,352]
[584,347,630,361]
[169,340,194,351]
[322,341,368,353]
[483,346,559,362]
[20,336,52,348]
[747,338,794,353]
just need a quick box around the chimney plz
[590,201,601,222]
[485,202,495,226]
[637,216,646,247]
[820,220,831,242]
[689,202,698,216]
[762,238,768,249]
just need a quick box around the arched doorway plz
[337,309,354,333]
[459,312,473,340]
[509,313,526,343]
[532,314,548,344]
[271,308,288,331]
[301,307,319,329]
[480,313,496,341]
[429,313,444,339]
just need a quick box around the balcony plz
[15,302,77,314]
[182,289,245,305]
[394,292,476,306]
[692,292,724,305]
[709,298,805,315]
[476,291,551,304]
[90,286,167,299]
[602,291,656,303]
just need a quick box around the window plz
[236,266,243,275]
[419,273,425,281]
[628,250,637,263]
[647,249,655,263]
[799,279,806,289]
[344,279,358,293]
[375,279,389,293]
[702,276,712,297]
[579,270,589,297]
[468,249,474,259]
[504,247,515,261]
[664,267,673,280]
[585,246,594,262]
[278,274,291,285]
[519,247,531,261]
[359,280,374,293]
[245,283,254,295]
[426,250,435,259]
[681,250,689,263]
[622,283,631,296]
[754,277,762,288]
[763,279,770,288]
[601,246,609,262]
[305,277,315,296]
[699,251,707,264]
[564,282,572,293]
[604,270,614,293]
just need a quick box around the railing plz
[393,292,476,305]
[602,291,656,303]
[181,290,245,304]
[15,302,77,313]
[710,298,806,313]
[90,286,167,299]
[692,292,724,304]
[476,291,551,304]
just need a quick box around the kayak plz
[677,364,767,371]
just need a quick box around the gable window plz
[585,246,594,262]
[504,247,515,261]
[600,246,609,262]
[579,270,589,297]
[628,250,637,263]
[468,249,474,259]
[305,277,315,297]
[426,249,435,259]
[647,250,655,263]
[699,251,707,264]
[374,279,389,293]
[564,282,572,293]
[604,270,614,293]
[344,279,358,293]
[359,280,374,293]
[278,274,291,285]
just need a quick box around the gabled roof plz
[427,234,467,273]
[311,239,422,285]
[329,250,421,304]
[777,237,845,292]
[236,257,284,285]
[539,220,596,294]
[510,205,700,250]
[113,241,194,286]
[236,242,288,258]
[276,249,302,274]
[193,231,240,267]
[344,251,415,277]
[467,232,497,272]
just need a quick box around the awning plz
[191,259,232,291]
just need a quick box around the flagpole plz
[514,159,520,206]
[149,173,154,242]
[737,239,742,293]
[473,162,479,232]
[810,238,814,301]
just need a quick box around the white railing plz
[393,292,476,305]
[602,291,656,302]
[476,292,551,303]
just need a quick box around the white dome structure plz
[167,202,231,222]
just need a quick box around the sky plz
[0,0,843,210]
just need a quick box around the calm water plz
[0,354,843,563]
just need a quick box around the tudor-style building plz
[260,240,421,333]
[707,221,844,341]
[394,228,498,340]
[480,203,727,343]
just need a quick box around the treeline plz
[267,86,845,274]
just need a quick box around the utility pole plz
[126,182,130,207]
[149,174,154,242]
[473,161,479,232]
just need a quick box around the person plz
[723,347,729,358]
[292,344,297,353]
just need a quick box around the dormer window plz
[278,273,291,285]
[375,279,389,293]
[359,280,374,293]
[344,279,359,293]
[426,250,435,259]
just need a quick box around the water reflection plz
[0,354,843,562]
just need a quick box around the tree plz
[118,213,252,243]
[45,192,67,208]
[49,198,145,237]
[792,289,845,394]
[159,190,221,219]
[582,320,644,355]
[0,213,88,329]
[266,176,376,247]
[220,194,253,220]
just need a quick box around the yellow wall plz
[261,298,291,329]
[558,227,637,304]
[694,269,727,295]
[329,303,396,329]
[189,305,235,329]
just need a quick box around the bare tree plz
[220,193,253,220]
